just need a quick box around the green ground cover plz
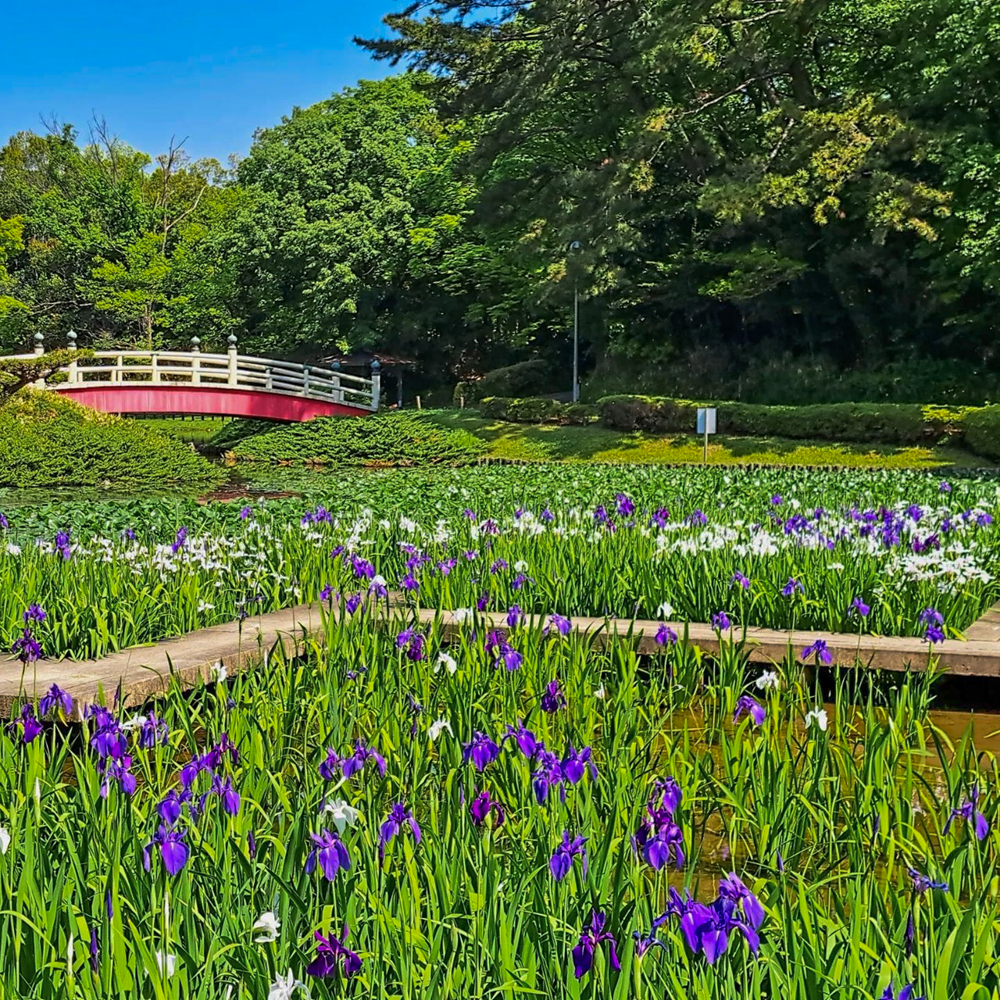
[0,393,225,491]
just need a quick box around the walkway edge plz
[4,601,1000,720]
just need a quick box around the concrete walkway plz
[3,600,1000,719]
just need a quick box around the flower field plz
[3,466,1000,999]
[0,605,997,998]
[3,466,1000,658]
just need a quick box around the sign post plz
[697,407,717,463]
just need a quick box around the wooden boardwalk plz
[3,600,1000,720]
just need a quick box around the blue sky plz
[1,1,399,162]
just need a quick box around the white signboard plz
[697,408,717,435]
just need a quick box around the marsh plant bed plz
[2,467,1000,661]
[0,608,996,998]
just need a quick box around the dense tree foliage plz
[1,2,999,400]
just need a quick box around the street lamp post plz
[569,241,582,403]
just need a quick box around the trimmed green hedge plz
[478,396,598,425]
[0,391,225,490]
[454,360,554,406]
[597,395,970,446]
[232,412,488,466]
[964,406,1000,459]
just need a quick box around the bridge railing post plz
[66,330,78,383]
[189,337,200,385]
[114,353,123,384]
[302,365,311,397]
[371,359,381,411]
[227,333,238,386]
[32,332,45,387]
[331,361,342,403]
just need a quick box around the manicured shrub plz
[0,390,225,490]
[207,418,281,452]
[964,406,1000,459]
[597,395,968,446]
[454,360,554,406]
[478,397,599,425]
[232,412,487,466]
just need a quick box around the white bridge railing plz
[18,332,380,411]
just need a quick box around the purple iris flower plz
[686,509,708,526]
[305,828,351,881]
[717,873,767,929]
[476,592,491,611]
[469,788,505,827]
[850,596,870,618]
[143,825,189,876]
[498,643,523,671]
[171,527,188,554]
[944,785,989,840]
[711,611,731,631]
[632,783,684,870]
[545,614,572,637]
[0,512,7,529]
[734,695,766,727]
[502,720,539,758]
[180,754,209,790]
[615,493,635,517]
[206,732,240,769]
[22,604,46,624]
[881,985,924,1000]
[8,703,43,743]
[907,868,948,894]
[39,684,72,717]
[99,755,137,797]
[89,928,99,973]
[655,624,678,646]
[540,678,567,713]
[306,926,362,979]
[939,481,952,493]
[572,911,621,979]
[780,577,803,597]
[54,529,72,559]
[400,573,419,592]
[531,750,565,804]
[550,831,588,881]
[770,495,782,506]
[561,744,597,785]
[12,628,41,665]
[330,545,345,560]
[490,558,508,574]
[507,605,524,628]
[345,593,363,615]
[462,732,501,771]
[653,777,682,814]
[396,629,427,661]
[88,708,127,761]
[801,639,833,665]
[319,747,344,781]
[637,821,684,871]
[731,572,750,591]
[158,791,188,826]
[212,775,241,816]
[633,929,666,958]
[350,556,374,580]
[379,802,421,860]
[239,505,252,520]
[342,741,387,779]
[651,508,669,528]
[138,713,168,748]
[919,607,943,626]
[541,507,555,523]
[319,584,333,602]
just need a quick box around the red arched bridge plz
[17,334,380,421]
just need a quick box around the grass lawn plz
[426,411,986,468]
[128,416,234,445]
